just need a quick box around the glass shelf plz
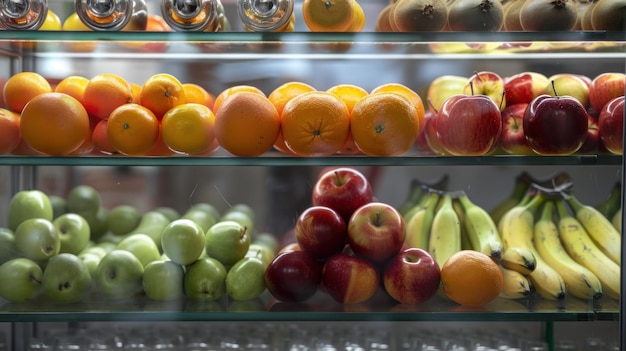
[0,291,618,323]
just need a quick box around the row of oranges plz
[0,72,425,157]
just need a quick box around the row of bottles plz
[0,0,292,32]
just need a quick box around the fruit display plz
[0,70,623,158]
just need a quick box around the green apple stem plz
[374,212,382,227]
[551,80,558,97]
[334,171,345,186]
[499,90,505,111]
[469,81,475,96]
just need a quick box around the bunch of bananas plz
[398,173,622,302]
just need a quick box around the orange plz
[92,119,116,155]
[214,91,280,156]
[107,103,160,156]
[161,103,216,155]
[139,73,186,120]
[83,73,134,120]
[0,108,21,154]
[182,83,215,109]
[131,83,142,104]
[54,75,89,105]
[327,84,368,155]
[281,91,350,156]
[371,82,425,131]
[20,92,91,155]
[269,81,317,116]
[302,0,355,31]
[350,92,418,156]
[3,72,52,113]
[213,85,265,113]
[147,127,176,156]
[346,1,366,31]
[440,250,504,307]
[375,4,395,31]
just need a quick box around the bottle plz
[75,0,147,31]
[0,0,48,30]
[161,0,226,32]
[237,0,293,31]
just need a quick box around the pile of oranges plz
[0,72,425,157]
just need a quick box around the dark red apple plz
[383,247,441,305]
[523,93,589,155]
[577,113,600,155]
[423,110,448,155]
[264,250,322,302]
[312,167,373,223]
[295,206,347,259]
[504,72,549,106]
[598,96,625,155]
[589,73,626,113]
[500,103,534,155]
[321,253,380,304]
[414,110,436,155]
[435,94,502,156]
[347,202,405,264]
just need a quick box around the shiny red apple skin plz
[577,113,600,155]
[523,94,589,155]
[295,206,347,260]
[500,103,534,155]
[312,167,373,223]
[265,250,322,302]
[347,202,406,264]
[415,110,436,155]
[383,247,441,305]
[598,96,625,155]
[321,253,380,304]
[504,72,549,106]
[423,111,448,155]
[435,94,502,156]
[589,73,626,113]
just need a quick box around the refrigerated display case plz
[0,0,624,350]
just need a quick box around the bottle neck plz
[238,0,293,31]
[161,0,220,32]
[0,0,48,30]
[75,0,147,31]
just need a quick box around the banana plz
[428,193,462,269]
[555,200,620,300]
[489,171,533,225]
[452,196,472,251]
[499,267,533,299]
[404,191,440,250]
[397,179,426,218]
[457,191,504,260]
[612,208,622,233]
[500,247,536,275]
[534,200,603,300]
[594,181,621,220]
[566,193,621,265]
[499,192,566,300]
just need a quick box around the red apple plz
[463,71,506,111]
[500,103,534,155]
[321,253,380,304]
[598,96,625,155]
[295,206,347,259]
[426,75,467,113]
[414,110,436,155]
[435,94,502,156]
[523,94,589,155]
[383,247,441,305]
[546,74,591,108]
[347,202,406,264]
[577,113,600,155]
[589,72,626,113]
[265,250,322,302]
[312,167,373,223]
[504,72,549,106]
[423,111,448,155]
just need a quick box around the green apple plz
[49,195,67,219]
[0,258,42,302]
[225,256,266,301]
[161,219,206,266]
[245,243,275,268]
[89,207,110,242]
[97,241,117,254]
[94,250,144,299]
[127,211,171,251]
[184,257,227,301]
[15,218,60,261]
[97,231,126,246]
[54,213,91,255]
[205,221,250,267]
[107,205,142,236]
[78,252,101,278]
[152,206,181,222]
[181,203,220,232]
[0,227,17,265]
[79,245,108,259]
[41,253,92,303]
[252,232,280,254]
[66,185,101,219]
[223,203,255,223]
[142,260,184,300]
[219,210,254,235]
[8,190,53,231]
[116,233,161,268]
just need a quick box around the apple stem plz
[374,212,382,227]
[334,171,345,186]
[469,81,475,96]
[499,90,505,111]
[426,98,439,114]
[551,80,558,97]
